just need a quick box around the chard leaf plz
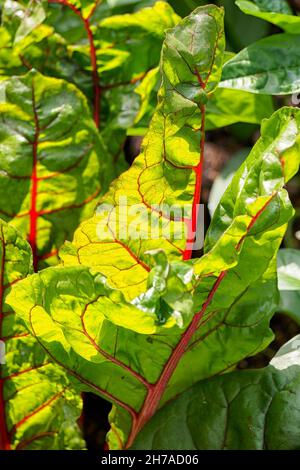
[0,219,83,450]
[132,357,300,449]
[221,34,300,95]
[0,70,108,270]
[236,0,300,34]
[8,6,300,451]
[277,248,300,324]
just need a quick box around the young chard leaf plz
[7,6,300,450]
[236,0,300,34]
[0,70,108,270]
[0,219,83,450]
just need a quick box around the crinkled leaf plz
[132,362,300,449]
[236,0,300,34]
[0,219,83,450]
[277,249,300,324]
[0,70,108,269]
[221,34,300,95]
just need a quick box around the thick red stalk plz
[28,86,39,273]
[183,102,206,261]
[0,227,11,450]
[48,0,101,127]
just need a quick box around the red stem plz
[48,0,101,127]
[0,227,11,450]
[28,86,39,273]
[183,102,206,261]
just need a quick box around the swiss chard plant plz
[1,0,300,451]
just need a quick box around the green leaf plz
[131,66,160,131]
[277,249,300,324]
[236,0,300,34]
[221,34,300,95]
[132,360,300,449]
[206,88,274,130]
[0,69,108,269]
[0,218,83,450]
[206,108,300,247]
